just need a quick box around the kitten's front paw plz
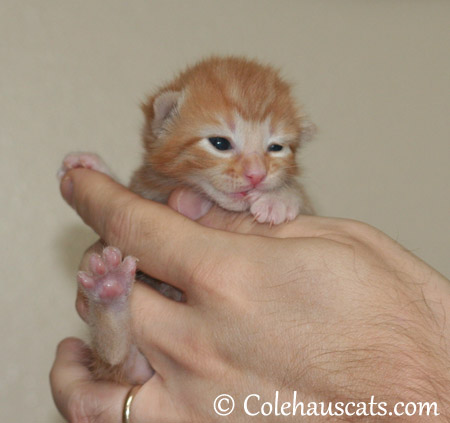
[249,192,301,225]
[57,152,111,180]
[77,246,137,305]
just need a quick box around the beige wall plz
[1,1,449,421]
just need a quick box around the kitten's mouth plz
[227,189,253,199]
[204,184,261,212]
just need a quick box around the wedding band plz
[123,385,141,423]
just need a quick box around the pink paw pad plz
[77,247,137,304]
[57,152,110,180]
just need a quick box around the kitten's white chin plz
[211,192,250,212]
[199,182,250,212]
[216,197,249,212]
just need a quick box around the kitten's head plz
[140,56,314,211]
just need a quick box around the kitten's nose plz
[245,171,266,187]
[243,153,266,187]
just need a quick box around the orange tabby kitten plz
[59,56,315,384]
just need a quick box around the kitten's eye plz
[208,137,232,151]
[268,144,283,152]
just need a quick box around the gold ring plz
[123,385,141,423]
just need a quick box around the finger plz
[50,337,128,423]
[130,282,196,369]
[59,169,241,290]
[168,187,343,238]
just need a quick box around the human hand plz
[51,169,450,422]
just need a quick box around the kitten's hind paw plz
[57,152,111,180]
[78,246,137,305]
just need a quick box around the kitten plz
[59,56,315,384]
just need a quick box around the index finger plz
[60,169,247,289]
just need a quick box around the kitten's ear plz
[151,90,183,136]
[300,117,317,143]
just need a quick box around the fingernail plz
[60,175,74,206]
[176,189,212,220]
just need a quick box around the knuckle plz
[104,198,137,247]
[177,333,222,377]
[317,219,377,247]
[341,219,372,234]
[49,365,58,386]
[339,219,383,244]
[67,388,102,423]
[196,255,253,299]
[187,255,217,291]
[67,391,88,423]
